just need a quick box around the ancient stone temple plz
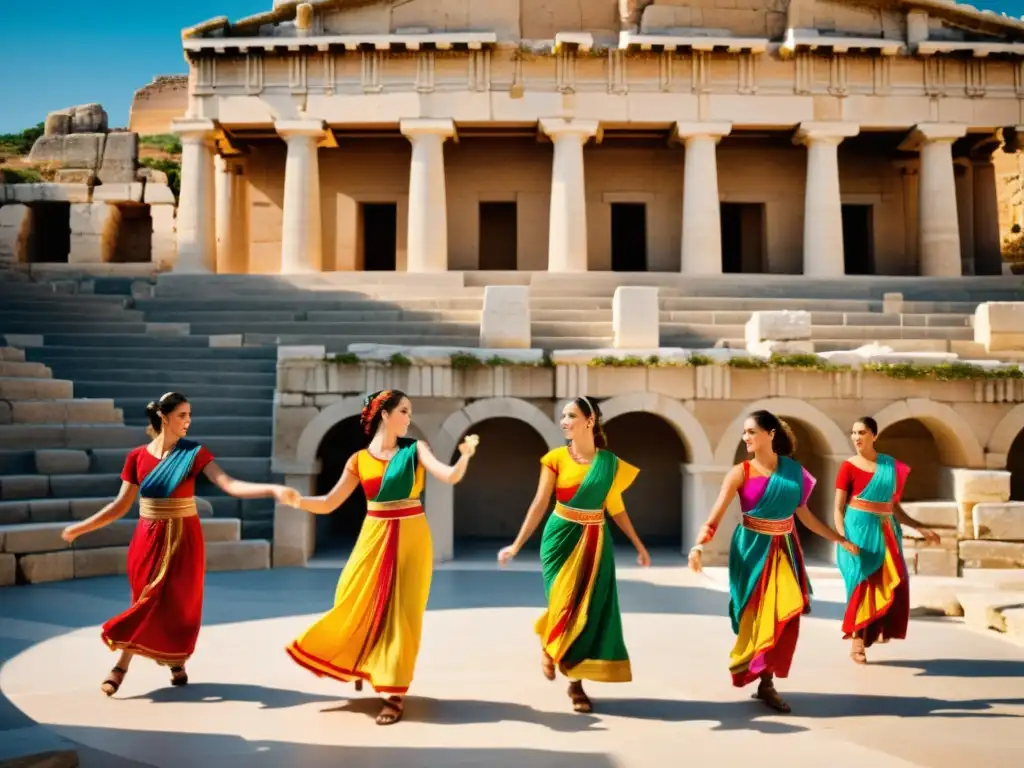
[172,0,1024,277]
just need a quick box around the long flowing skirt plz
[287,514,433,695]
[534,515,631,683]
[101,516,206,665]
[728,532,810,687]
[841,517,909,647]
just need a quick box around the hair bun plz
[145,401,159,412]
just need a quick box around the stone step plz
[253,333,480,351]
[190,320,480,337]
[26,346,278,361]
[533,322,612,338]
[134,296,484,312]
[0,494,241,526]
[0,321,152,335]
[114,396,271,419]
[46,365,277,386]
[124,415,273,437]
[75,381,275,400]
[1,398,121,426]
[0,518,240,555]
[0,360,53,378]
[0,423,143,451]
[0,347,26,362]
[155,271,466,291]
[0,293,129,306]
[0,308,146,323]
[0,377,73,400]
[0,450,35,474]
[532,336,615,349]
[88,437,272,472]
[31,334,213,348]
[1,473,122,500]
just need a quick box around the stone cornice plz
[183,31,497,54]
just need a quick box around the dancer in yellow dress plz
[287,390,478,725]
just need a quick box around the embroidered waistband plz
[140,497,198,521]
[848,498,894,515]
[742,514,794,536]
[554,502,605,525]
[365,499,423,519]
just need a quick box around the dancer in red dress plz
[61,392,299,696]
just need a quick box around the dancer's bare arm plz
[204,462,298,503]
[893,503,940,544]
[417,439,476,485]
[296,454,360,514]
[506,467,557,555]
[610,511,651,566]
[794,505,859,554]
[833,488,849,536]
[698,464,744,543]
[62,482,138,541]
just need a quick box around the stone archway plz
[600,392,714,465]
[712,397,850,466]
[990,405,1024,501]
[433,398,563,560]
[873,399,985,469]
[989,404,1024,459]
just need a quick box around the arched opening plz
[875,419,943,503]
[452,417,549,556]
[604,412,688,549]
[731,418,831,562]
[1008,429,1024,501]
[313,416,369,555]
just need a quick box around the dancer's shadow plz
[596,692,1024,734]
[871,658,1024,678]
[122,683,342,710]
[322,697,603,733]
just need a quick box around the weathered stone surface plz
[1002,607,1024,639]
[68,103,108,134]
[1,522,68,554]
[28,499,72,524]
[98,131,139,184]
[0,552,15,586]
[480,285,531,349]
[19,551,74,583]
[54,168,97,185]
[914,548,960,576]
[972,502,1024,541]
[9,183,91,203]
[0,501,30,525]
[137,166,168,184]
[748,340,815,357]
[144,183,176,205]
[612,286,659,349]
[901,501,958,529]
[953,469,1011,503]
[44,110,72,136]
[206,540,270,572]
[959,540,1024,569]
[196,497,214,518]
[62,133,106,170]
[974,302,1024,352]
[69,202,119,264]
[34,449,90,475]
[28,134,65,163]
[73,546,128,578]
[909,585,964,617]
[1,475,49,501]
[0,203,32,267]
[0,347,26,363]
[745,310,811,347]
[956,591,1024,632]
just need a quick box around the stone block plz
[909,585,964,617]
[209,334,242,348]
[9,183,91,203]
[70,498,108,520]
[914,548,959,576]
[206,540,270,572]
[1,522,68,554]
[69,202,119,264]
[28,499,71,524]
[0,204,32,266]
[98,131,139,184]
[901,501,958,529]
[19,550,74,583]
[55,168,97,185]
[73,546,128,578]
[744,310,811,349]
[35,449,90,475]
[0,552,14,586]
[44,110,72,136]
[882,292,903,314]
[1003,607,1024,640]
[62,133,106,170]
[278,345,326,361]
[0,501,30,525]
[479,286,531,349]
[68,103,108,133]
[203,518,241,542]
[747,340,815,357]
[196,497,214,518]
[959,540,1024,569]
[952,469,1010,503]
[612,286,659,349]
[1,475,49,500]
[0,347,26,363]
[92,182,144,203]
[4,334,44,348]
[974,302,1024,352]
[956,591,1024,631]
[972,502,1024,541]
[137,166,168,184]
[28,134,65,163]
[144,183,176,205]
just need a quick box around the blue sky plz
[1,0,1024,134]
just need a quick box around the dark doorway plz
[112,204,152,263]
[361,202,397,271]
[611,202,647,271]
[1009,429,1024,501]
[314,416,369,553]
[479,201,518,270]
[721,203,765,273]
[842,204,874,275]
[28,203,71,263]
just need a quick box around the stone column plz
[540,118,600,272]
[275,119,326,274]
[171,118,216,273]
[400,119,455,273]
[214,155,235,273]
[676,122,731,275]
[794,122,860,277]
[906,123,967,276]
[973,158,1002,275]
[273,471,319,567]
[954,160,975,274]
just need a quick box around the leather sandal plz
[850,638,867,665]
[752,681,791,713]
[101,666,127,696]
[568,681,593,713]
[376,696,404,725]
[541,651,556,681]
[354,679,364,692]
[170,666,189,686]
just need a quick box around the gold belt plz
[742,514,794,536]
[554,502,604,526]
[849,498,894,515]
[365,499,423,520]
[140,497,198,521]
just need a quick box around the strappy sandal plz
[101,666,127,696]
[354,679,364,692]
[850,638,867,665]
[376,696,404,726]
[752,681,791,713]
[567,680,593,713]
[170,666,189,686]
[541,651,556,681]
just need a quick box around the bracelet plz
[689,544,704,554]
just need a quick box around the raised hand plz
[273,486,302,507]
[459,434,480,458]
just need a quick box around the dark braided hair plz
[573,396,608,449]
[145,392,189,439]
[359,390,407,436]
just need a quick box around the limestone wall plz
[128,76,189,136]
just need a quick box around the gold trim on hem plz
[562,658,633,683]
[140,497,198,520]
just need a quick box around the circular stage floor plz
[2,558,1023,767]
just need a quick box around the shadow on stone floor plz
[870,658,1024,678]
[120,683,343,710]
[56,725,620,768]
[319,695,603,733]
[596,692,1024,734]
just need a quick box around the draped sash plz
[139,439,203,498]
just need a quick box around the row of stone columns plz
[173,117,989,276]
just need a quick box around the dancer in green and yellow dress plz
[499,396,650,714]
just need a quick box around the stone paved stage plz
[1,555,1023,768]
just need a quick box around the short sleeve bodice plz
[120,444,215,498]
[835,458,910,503]
[353,448,425,501]
[737,460,816,514]
[539,446,639,516]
